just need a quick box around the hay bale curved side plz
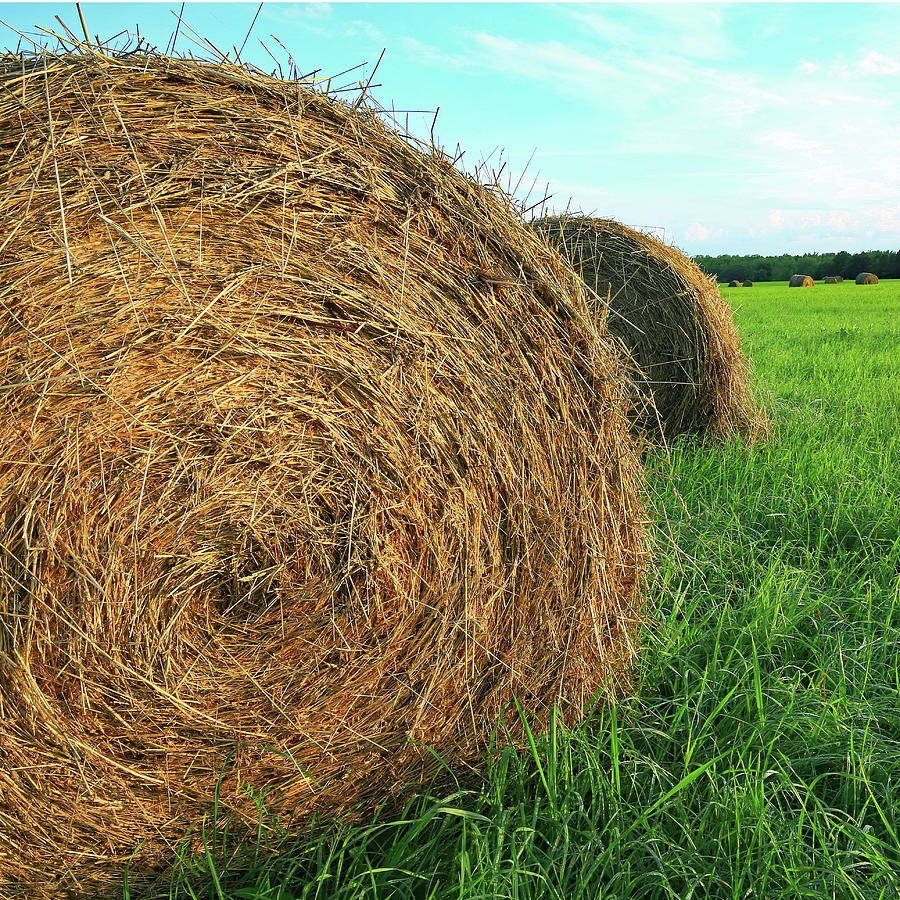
[532,216,768,443]
[789,274,814,287]
[0,52,646,895]
[855,272,879,284]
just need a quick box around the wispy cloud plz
[468,33,621,85]
[758,131,827,155]
[569,4,737,62]
[259,2,900,253]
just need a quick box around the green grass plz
[147,280,900,900]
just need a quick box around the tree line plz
[693,249,900,283]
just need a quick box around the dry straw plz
[855,272,879,284]
[0,49,647,896]
[789,274,814,287]
[532,216,768,443]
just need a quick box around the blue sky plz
[2,3,899,256]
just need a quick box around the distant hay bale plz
[728,279,741,287]
[0,51,647,896]
[742,280,753,287]
[789,274,814,287]
[855,272,879,284]
[532,216,768,443]
[824,276,841,284]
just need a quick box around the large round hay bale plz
[855,272,879,284]
[789,274,814,287]
[823,275,841,284]
[728,279,741,287]
[532,216,768,443]
[742,280,753,287]
[0,52,646,896]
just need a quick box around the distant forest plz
[693,249,900,283]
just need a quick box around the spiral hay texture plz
[0,52,646,896]
[532,216,767,443]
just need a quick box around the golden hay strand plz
[532,216,768,443]
[0,51,646,896]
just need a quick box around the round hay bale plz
[532,216,768,443]
[742,280,753,287]
[728,279,741,287]
[855,272,879,284]
[789,274,814,287]
[823,275,840,284]
[0,52,646,895]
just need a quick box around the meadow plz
[153,280,900,900]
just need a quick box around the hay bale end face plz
[0,52,646,895]
[789,274,815,287]
[532,216,768,443]
[856,272,879,284]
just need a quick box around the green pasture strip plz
[150,280,900,900]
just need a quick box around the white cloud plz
[757,207,900,240]
[826,210,853,232]
[796,60,820,74]
[685,223,712,242]
[859,50,900,75]
[799,213,823,231]
[877,208,900,231]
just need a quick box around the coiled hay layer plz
[532,216,767,443]
[0,52,646,896]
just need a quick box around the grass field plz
[153,280,900,900]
